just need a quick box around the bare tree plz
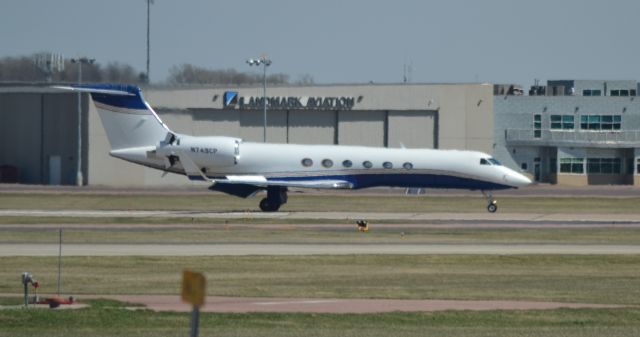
[167,63,291,86]
[294,74,315,85]
[0,56,44,81]
[102,62,141,83]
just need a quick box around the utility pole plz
[246,55,272,143]
[70,57,95,186]
[146,0,154,83]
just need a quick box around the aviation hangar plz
[1,80,639,186]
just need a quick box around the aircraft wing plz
[220,176,353,189]
[176,149,352,197]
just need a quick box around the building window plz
[403,162,413,170]
[362,161,373,169]
[383,161,393,169]
[637,159,640,175]
[560,158,584,174]
[301,158,313,167]
[550,115,574,130]
[521,163,528,170]
[580,115,621,131]
[533,114,541,138]
[610,89,632,97]
[321,159,333,168]
[342,160,353,168]
[587,158,621,174]
[583,89,602,96]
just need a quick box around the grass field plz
[2,192,640,213]
[1,299,639,337]
[2,255,640,305]
[3,191,640,336]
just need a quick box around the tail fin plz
[57,84,170,150]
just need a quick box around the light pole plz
[70,57,95,186]
[146,0,154,83]
[246,55,272,143]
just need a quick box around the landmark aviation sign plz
[223,91,356,110]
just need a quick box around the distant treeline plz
[0,54,314,85]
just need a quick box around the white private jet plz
[56,84,531,212]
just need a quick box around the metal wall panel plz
[42,93,83,185]
[0,93,43,183]
[337,110,385,146]
[287,110,336,145]
[387,111,435,148]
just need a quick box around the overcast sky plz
[2,0,639,87]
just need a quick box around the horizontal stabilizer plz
[52,85,135,96]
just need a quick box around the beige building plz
[2,83,494,186]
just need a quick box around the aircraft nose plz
[504,170,532,187]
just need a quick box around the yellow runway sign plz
[181,270,206,307]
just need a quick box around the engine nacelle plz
[175,136,240,169]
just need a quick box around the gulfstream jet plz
[56,84,531,212]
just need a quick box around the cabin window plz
[301,158,313,167]
[480,158,490,165]
[322,159,333,168]
[342,160,353,168]
[403,162,413,170]
[362,161,373,169]
[488,158,502,166]
[383,161,393,169]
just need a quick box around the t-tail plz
[54,84,177,169]
[61,84,170,148]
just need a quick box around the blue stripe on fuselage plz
[268,173,512,190]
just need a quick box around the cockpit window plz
[481,158,502,166]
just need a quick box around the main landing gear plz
[259,186,288,212]
[482,190,498,213]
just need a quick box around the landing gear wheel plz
[259,198,281,212]
[487,201,498,213]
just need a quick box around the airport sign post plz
[182,270,206,337]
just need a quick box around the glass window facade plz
[580,115,621,130]
[587,158,621,174]
[533,114,541,138]
[560,158,584,174]
[550,115,574,130]
[583,89,602,96]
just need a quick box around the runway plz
[2,243,640,256]
[2,209,640,223]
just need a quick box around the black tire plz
[259,198,281,212]
[487,202,498,213]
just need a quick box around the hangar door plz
[387,110,436,149]
[287,110,336,145]
[337,110,385,147]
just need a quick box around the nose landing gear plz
[482,191,498,213]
